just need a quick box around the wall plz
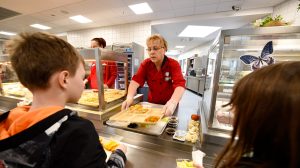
[67,21,151,49]
[178,43,212,61]
[272,0,300,25]
[177,41,214,74]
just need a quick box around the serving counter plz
[0,89,224,168]
[75,90,225,168]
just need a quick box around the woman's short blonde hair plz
[146,34,168,51]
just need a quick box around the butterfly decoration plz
[240,41,275,71]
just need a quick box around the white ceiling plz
[0,0,286,54]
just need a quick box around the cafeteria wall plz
[67,21,151,51]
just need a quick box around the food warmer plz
[201,26,300,133]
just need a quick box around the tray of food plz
[2,82,32,98]
[109,103,164,124]
[99,136,121,161]
[77,89,126,107]
[105,116,169,136]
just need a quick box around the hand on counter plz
[162,99,177,116]
[103,84,108,89]
[121,97,134,111]
[116,143,127,154]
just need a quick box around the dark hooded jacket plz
[0,108,126,168]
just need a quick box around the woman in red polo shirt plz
[122,34,185,116]
[85,38,117,89]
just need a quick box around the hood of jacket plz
[0,106,63,140]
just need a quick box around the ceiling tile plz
[174,7,195,17]
[148,0,173,12]
[195,0,219,6]
[195,4,218,15]
[242,0,285,10]
[0,0,83,14]
[217,1,242,12]
[170,0,195,9]
[111,6,134,17]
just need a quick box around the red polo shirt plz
[87,61,117,89]
[132,56,185,104]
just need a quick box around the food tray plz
[77,89,126,107]
[109,102,164,124]
[105,117,169,136]
[105,102,168,135]
[2,82,32,98]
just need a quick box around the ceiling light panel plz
[128,2,153,14]
[179,25,221,38]
[30,24,51,30]
[69,15,92,23]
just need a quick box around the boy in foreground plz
[0,32,126,168]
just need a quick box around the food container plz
[165,128,176,135]
[169,116,178,121]
[167,119,178,128]
[173,130,187,142]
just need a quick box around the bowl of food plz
[165,128,176,135]
[169,116,178,121]
[167,119,178,128]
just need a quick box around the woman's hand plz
[121,97,134,111]
[162,99,177,116]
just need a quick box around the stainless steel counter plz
[99,123,221,168]
[85,91,226,168]
[0,91,227,167]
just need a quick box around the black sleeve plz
[107,149,127,168]
[49,115,106,168]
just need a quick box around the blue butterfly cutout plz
[240,41,275,71]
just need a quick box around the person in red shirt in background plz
[121,34,186,116]
[85,37,117,89]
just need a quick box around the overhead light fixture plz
[0,31,16,36]
[179,25,221,38]
[128,2,153,14]
[30,24,51,30]
[175,46,185,49]
[69,15,92,23]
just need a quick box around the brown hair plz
[6,32,84,90]
[91,37,106,48]
[215,62,300,168]
[146,34,168,51]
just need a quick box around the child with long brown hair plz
[216,61,300,168]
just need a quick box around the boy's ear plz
[58,71,70,89]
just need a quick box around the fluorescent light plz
[128,2,153,14]
[175,46,185,49]
[69,15,92,23]
[30,24,51,30]
[0,31,16,36]
[179,25,221,38]
[165,50,180,56]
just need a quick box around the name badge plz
[164,72,171,81]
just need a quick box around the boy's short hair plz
[6,32,84,90]
[146,34,168,51]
